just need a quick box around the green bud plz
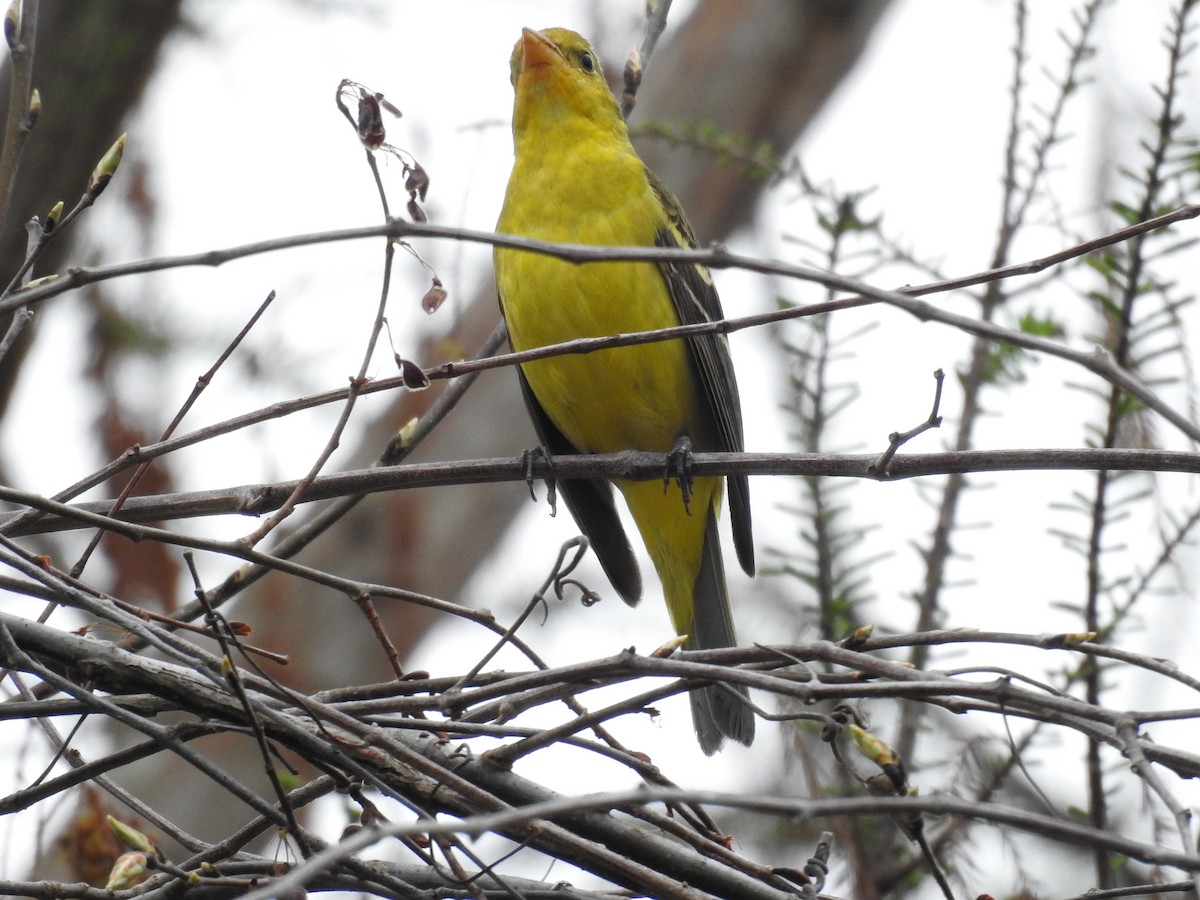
[107,814,154,852]
[849,724,900,768]
[395,417,419,450]
[45,200,63,232]
[105,851,148,890]
[4,1,18,48]
[18,273,58,291]
[841,623,873,648]
[88,133,126,198]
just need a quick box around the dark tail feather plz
[689,509,755,755]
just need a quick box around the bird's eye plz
[579,50,595,73]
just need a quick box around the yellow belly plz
[503,252,700,453]
[495,131,722,635]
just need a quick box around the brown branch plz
[2,446,1198,538]
[6,202,1198,314]
[2,204,1195,445]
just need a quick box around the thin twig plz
[3,206,1197,442]
[67,289,278,580]
[620,0,674,119]
[0,0,37,237]
[5,201,1199,316]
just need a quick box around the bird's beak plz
[520,28,562,72]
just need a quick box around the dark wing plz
[646,168,754,576]
[512,363,643,605]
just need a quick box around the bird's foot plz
[521,446,558,514]
[663,435,695,515]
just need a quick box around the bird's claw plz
[521,447,557,515]
[663,435,694,515]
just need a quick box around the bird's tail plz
[689,508,755,755]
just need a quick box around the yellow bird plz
[494,27,754,754]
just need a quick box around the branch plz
[0,0,37,236]
[3,204,1196,443]
[3,446,1199,537]
[7,203,1198,313]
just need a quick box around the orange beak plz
[520,28,563,72]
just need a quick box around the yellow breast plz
[495,137,701,454]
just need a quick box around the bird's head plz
[508,27,624,141]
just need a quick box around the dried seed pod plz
[421,277,447,314]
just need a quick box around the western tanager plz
[494,27,754,754]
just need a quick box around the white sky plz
[3,1,1200,896]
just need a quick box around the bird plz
[494,27,754,754]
